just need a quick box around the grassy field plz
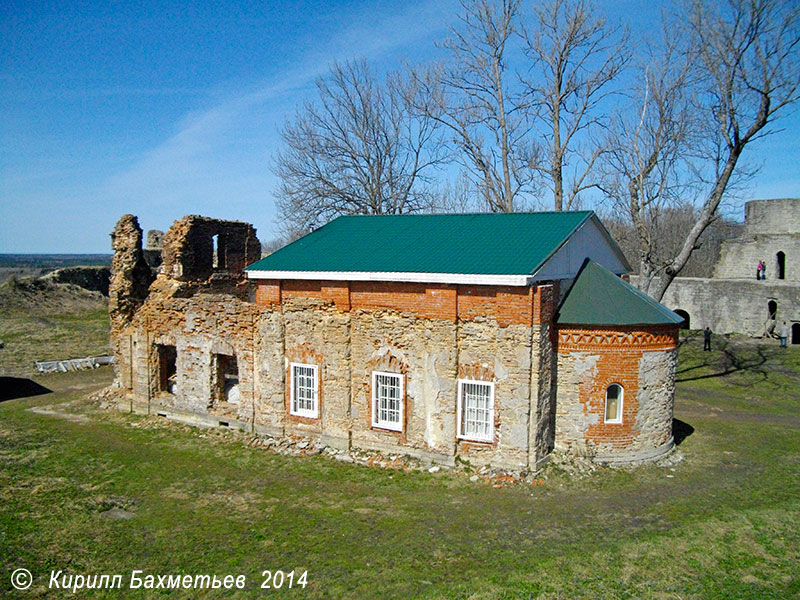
[0,277,110,378]
[0,330,798,599]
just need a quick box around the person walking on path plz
[779,322,789,348]
[704,327,712,352]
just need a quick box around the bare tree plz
[274,60,442,237]
[599,36,698,294]
[524,0,629,211]
[643,0,800,300]
[409,0,538,212]
[602,0,799,301]
[431,173,484,213]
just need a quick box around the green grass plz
[0,309,110,377]
[1,332,798,599]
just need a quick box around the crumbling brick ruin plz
[109,212,681,471]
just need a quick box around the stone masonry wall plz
[713,234,800,282]
[656,277,800,336]
[253,279,558,470]
[742,198,800,236]
[114,260,558,470]
[110,213,676,471]
[554,325,678,462]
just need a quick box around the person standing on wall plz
[779,322,789,348]
[757,260,764,280]
[703,326,712,352]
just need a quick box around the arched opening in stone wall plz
[792,323,800,345]
[768,300,777,320]
[673,309,690,329]
[776,251,786,280]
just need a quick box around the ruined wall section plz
[124,293,260,428]
[109,215,155,388]
[161,215,260,282]
[110,215,261,410]
[109,215,153,325]
[554,325,678,463]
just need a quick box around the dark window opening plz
[792,324,800,345]
[157,345,177,394]
[673,309,690,330]
[768,300,777,321]
[214,354,239,405]
[776,251,785,280]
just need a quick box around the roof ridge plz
[336,210,595,218]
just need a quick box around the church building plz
[109,210,682,471]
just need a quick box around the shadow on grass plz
[673,419,694,446]
[676,337,776,384]
[0,377,52,401]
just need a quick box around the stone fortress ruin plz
[659,198,800,342]
[108,211,683,472]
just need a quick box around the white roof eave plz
[245,270,537,287]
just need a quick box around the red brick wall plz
[457,285,533,327]
[350,281,457,321]
[557,325,678,448]
[255,279,555,327]
[256,280,281,307]
[282,280,351,310]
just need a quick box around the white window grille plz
[290,363,319,418]
[604,383,623,424]
[371,371,403,431]
[457,379,495,443]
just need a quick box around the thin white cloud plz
[98,0,458,238]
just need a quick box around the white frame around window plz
[289,363,319,418]
[604,383,623,424]
[457,379,495,443]
[371,371,404,432]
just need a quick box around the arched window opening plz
[776,251,786,280]
[604,384,623,424]
[792,323,800,345]
[768,300,777,320]
[673,309,690,330]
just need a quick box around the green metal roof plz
[557,259,683,326]
[247,211,593,275]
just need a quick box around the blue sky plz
[1,0,798,253]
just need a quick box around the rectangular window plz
[290,363,319,418]
[372,371,403,431]
[457,379,495,443]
